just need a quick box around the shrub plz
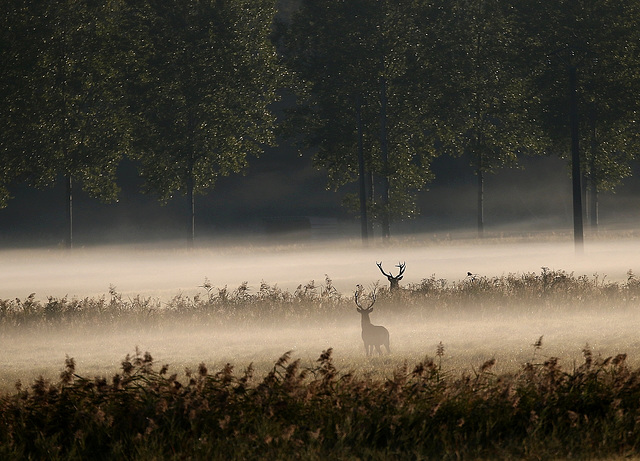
[1,269,637,332]
[2,342,640,460]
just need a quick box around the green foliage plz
[1,0,639,238]
[437,1,548,171]
[127,0,283,202]
[0,0,130,202]
[281,0,440,227]
[516,0,640,191]
[279,0,640,233]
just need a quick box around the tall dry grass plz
[2,341,640,459]
[2,268,640,458]
[2,269,639,330]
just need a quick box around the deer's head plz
[355,285,376,314]
[376,261,405,291]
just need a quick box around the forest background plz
[1,0,640,248]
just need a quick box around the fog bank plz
[2,233,640,393]
[1,234,639,301]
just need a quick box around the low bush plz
[1,269,639,330]
[1,341,639,460]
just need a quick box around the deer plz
[355,286,390,356]
[376,261,406,292]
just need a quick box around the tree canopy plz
[1,0,639,244]
[127,0,283,245]
[281,0,442,239]
[1,0,131,246]
[515,0,640,237]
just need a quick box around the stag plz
[376,261,406,292]
[355,286,390,356]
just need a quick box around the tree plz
[127,0,282,247]
[1,0,130,248]
[578,1,640,229]
[0,0,33,207]
[517,0,640,248]
[430,0,545,238]
[281,0,440,241]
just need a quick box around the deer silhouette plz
[376,261,406,292]
[355,286,390,356]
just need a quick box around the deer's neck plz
[361,314,372,329]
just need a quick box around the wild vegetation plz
[2,340,640,459]
[2,268,640,459]
[2,268,640,330]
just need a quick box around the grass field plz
[2,266,640,459]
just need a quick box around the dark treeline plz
[1,0,639,247]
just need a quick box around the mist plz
[1,234,639,300]
[2,233,640,392]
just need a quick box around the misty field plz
[3,260,640,459]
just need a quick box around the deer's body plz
[359,310,390,356]
[355,287,390,356]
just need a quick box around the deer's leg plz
[364,342,369,356]
[375,344,382,355]
[384,343,391,354]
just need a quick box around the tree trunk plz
[186,171,195,248]
[66,174,73,249]
[569,65,584,253]
[379,74,390,240]
[476,153,484,238]
[356,95,368,244]
[589,160,599,231]
[590,186,599,230]
[589,108,599,231]
[367,170,374,238]
[186,112,196,248]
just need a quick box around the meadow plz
[2,264,640,459]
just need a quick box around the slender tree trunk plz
[569,64,584,254]
[356,95,368,244]
[476,152,484,239]
[581,169,589,227]
[186,172,195,248]
[590,185,599,230]
[367,170,374,238]
[589,108,599,231]
[583,173,590,225]
[379,74,390,240]
[589,158,599,231]
[66,174,73,249]
[186,112,196,248]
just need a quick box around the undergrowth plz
[3,268,640,458]
[1,342,640,460]
[1,269,640,330]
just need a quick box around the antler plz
[377,261,406,279]
[376,261,392,277]
[354,285,364,308]
[368,288,376,308]
[355,285,376,310]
